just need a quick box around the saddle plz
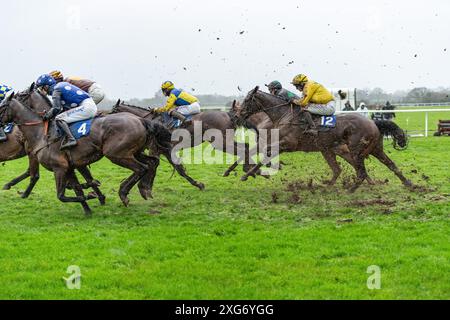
[47,116,100,143]
[292,109,337,133]
[162,113,194,129]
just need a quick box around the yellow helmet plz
[49,70,64,82]
[161,81,175,91]
[291,74,309,85]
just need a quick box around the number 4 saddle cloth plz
[47,117,98,142]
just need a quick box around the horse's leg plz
[2,155,35,191]
[3,171,30,190]
[19,155,40,198]
[66,170,93,216]
[240,143,280,181]
[370,145,413,188]
[349,156,369,193]
[54,169,90,214]
[160,150,205,190]
[321,151,342,186]
[334,149,374,185]
[77,166,106,205]
[136,153,160,200]
[108,157,149,207]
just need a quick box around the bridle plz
[0,97,45,128]
[241,91,291,120]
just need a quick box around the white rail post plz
[425,111,428,137]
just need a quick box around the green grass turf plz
[0,137,449,299]
[392,106,450,135]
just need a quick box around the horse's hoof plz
[2,185,11,190]
[120,195,130,207]
[197,183,205,191]
[20,192,31,199]
[84,209,93,217]
[99,196,106,206]
[241,176,249,182]
[139,189,152,201]
[223,171,231,177]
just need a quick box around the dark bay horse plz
[0,94,204,215]
[234,87,412,192]
[1,85,105,202]
[111,101,254,173]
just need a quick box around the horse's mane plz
[16,86,52,108]
[255,90,288,104]
[119,101,152,111]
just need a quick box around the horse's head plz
[0,92,16,125]
[392,128,409,150]
[239,86,261,119]
[15,83,52,114]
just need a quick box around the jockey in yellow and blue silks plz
[35,74,98,150]
[0,84,14,142]
[154,81,201,126]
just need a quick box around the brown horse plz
[1,85,105,202]
[234,87,412,192]
[226,100,377,184]
[0,94,204,215]
[111,101,255,173]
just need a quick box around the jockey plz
[36,74,98,150]
[154,81,201,126]
[49,70,105,104]
[290,74,335,135]
[0,84,14,142]
[265,80,300,102]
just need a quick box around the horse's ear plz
[30,82,35,91]
[8,92,15,101]
[232,100,236,108]
[116,99,121,106]
[252,86,259,94]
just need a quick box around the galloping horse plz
[1,84,105,202]
[0,94,204,215]
[111,101,255,173]
[234,87,412,192]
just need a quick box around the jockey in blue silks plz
[35,74,97,150]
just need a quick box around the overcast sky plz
[2,0,449,99]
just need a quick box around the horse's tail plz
[374,120,408,150]
[141,119,172,151]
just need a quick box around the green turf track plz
[0,136,449,299]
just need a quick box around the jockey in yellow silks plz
[290,74,335,135]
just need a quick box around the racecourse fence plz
[337,109,450,137]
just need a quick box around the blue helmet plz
[36,74,56,88]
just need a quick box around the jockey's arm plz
[299,83,319,107]
[155,93,177,113]
[45,87,64,119]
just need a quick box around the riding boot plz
[56,120,78,150]
[170,110,192,126]
[0,127,7,142]
[303,111,318,136]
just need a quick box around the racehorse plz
[233,87,412,192]
[0,93,204,215]
[1,84,105,202]
[111,100,255,173]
